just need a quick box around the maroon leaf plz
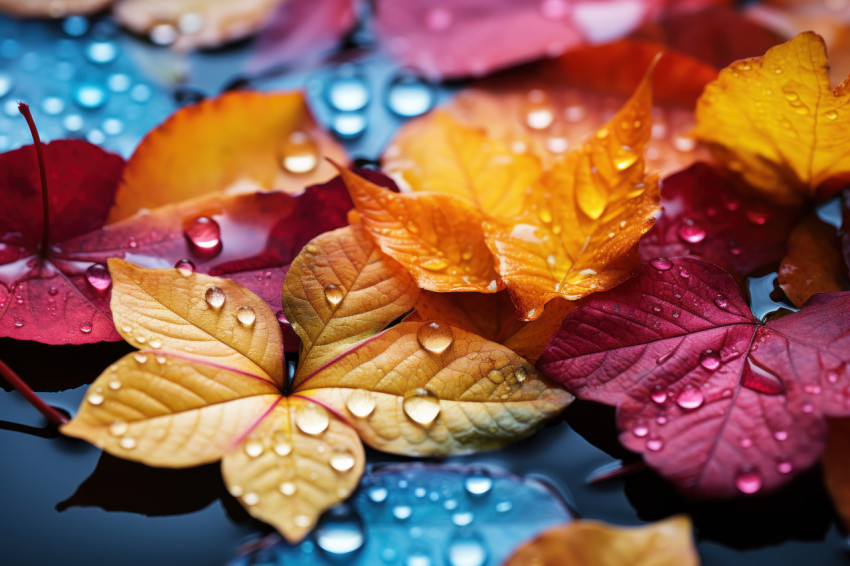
[539,257,850,498]
[639,163,803,277]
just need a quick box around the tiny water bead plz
[386,74,435,118]
[85,262,111,291]
[650,258,673,271]
[119,436,137,450]
[345,389,376,418]
[524,89,554,130]
[174,259,195,275]
[204,286,225,309]
[329,447,356,472]
[79,320,93,333]
[324,284,344,306]
[677,222,706,244]
[367,486,388,503]
[236,306,256,327]
[184,216,221,251]
[109,421,128,436]
[295,403,330,435]
[279,482,297,496]
[243,439,264,458]
[646,437,664,451]
[416,321,453,354]
[392,504,412,520]
[281,131,319,174]
[75,84,106,108]
[735,469,763,494]
[451,512,474,526]
[403,388,441,425]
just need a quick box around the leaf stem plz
[0,358,68,426]
[17,102,51,256]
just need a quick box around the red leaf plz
[639,164,803,277]
[539,257,850,498]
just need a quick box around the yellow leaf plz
[62,260,364,543]
[384,110,543,218]
[503,516,699,566]
[336,165,502,293]
[110,90,347,221]
[693,32,850,203]
[283,224,420,385]
[299,320,572,456]
[221,396,364,543]
[484,61,660,319]
[778,214,848,306]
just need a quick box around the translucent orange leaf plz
[283,224,420,386]
[778,214,849,306]
[693,32,850,204]
[484,62,660,319]
[336,166,502,293]
[409,291,574,363]
[221,397,364,543]
[110,90,346,221]
[503,516,699,566]
[823,418,850,531]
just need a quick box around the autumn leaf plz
[0,0,112,16]
[778,214,849,306]
[692,32,850,204]
[110,90,347,222]
[539,257,850,498]
[408,290,573,363]
[113,0,283,50]
[822,418,850,531]
[639,163,803,277]
[284,224,572,456]
[61,260,365,542]
[503,515,699,566]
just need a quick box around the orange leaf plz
[693,32,850,204]
[823,418,850,531]
[409,290,573,363]
[110,90,346,221]
[484,61,660,319]
[503,516,699,566]
[778,214,849,306]
[336,166,502,293]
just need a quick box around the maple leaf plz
[0,0,112,16]
[503,515,698,566]
[110,89,347,222]
[639,163,803,277]
[777,214,849,307]
[538,257,850,498]
[692,32,850,204]
[63,224,569,541]
[113,0,283,50]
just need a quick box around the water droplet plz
[119,436,137,450]
[109,421,128,436]
[464,474,493,496]
[326,70,370,112]
[295,403,330,435]
[315,504,365,556]
[174,259,195,275]
[417,321,453,353]
[108,379,121,390]
[741,357,786,395]
[281,131,318,174]
[403,388,441,425]
[676,385,705,410]
[274,441,293,457]
[632,421,649,437]
[524,89,554,130]
[826,109,838,120]
[85,263,111,291]
[656,351,674,365]
[345,390,376,418]
[745,209,769,225]
[538,206,553,224]
[184,216,221,251]
[87,391,104,405]
[367,486,388,503]
[392,505,412,520]
[420,257,448,271]
[133,352,148,364]
[386,74,434,117]
[735,469,762,494]
[204,286,225,309]
[496,501,512,513]
[332,112,367,139]
[777,459,793,474]
[646,437,664,451]
[452,512,474,526]
[236,306,256,327]
[614,150,638,171]
[446,529,488,566]
[79,320,93,333]
[803,384,822,395]
[330,447,356,472]
[75,84,106,108]
[324,284,344,306]
[243,492,259,506]
[677,223,706,244]
[244,439,264,458]
[279,482,297,496]
[699,351,721,370]
[229,485,243,498]
[651,386,667,405]
[294,514,311,528]
[650,258,673,271]
[802,402,814,413]
[86,40,117,64]
[714,296,729,309]
[62,15,89,37]
[739,436,753,448]
[774,430,789,442]
[150,22,178,45]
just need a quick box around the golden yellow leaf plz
[114,0,281,50]
[484,61,660,319]
[823,418,850,531]
[336,165,502,293]
[409,291,573,363]
[503,516,699,566]
[778,214,849,306]
[383,111,543,218]
[62,260,364,543]
[693,32,850,204]
[110,90,346,222]
[221,396,364,543]
[283,224,420,385]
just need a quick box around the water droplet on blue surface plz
[387,75,434,118]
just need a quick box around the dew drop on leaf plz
[699,351,721,371]
[85,263,111,291]
[651,386,667,405]
[403,388,441,425]
[777,459,793,474]
[392,505,412,520]
[204,286,225,309]
[420,257,449,271]
[281,131,319,174]
[514,366,528,383]
[236,306,256,327]
[279,482,297,496]
[79,320,93,333]
[244,439,264,458]
[345,390,375,418]
[447,529,488,566]
[174,259,195,275]
[464,474,493,496]
[324,284,344,306]
[675,385,705,410]
[650,258,673,271]
[774,430,789,441]
[741,357,786,395]
[417,321,453,353]
[295,403,330,435]
[294,514,312,528]
[87,392,104,406]
[329,447,356,472]
[133,352,147,364]
[735,469,762,494]
[646,437,664,451]
[119,436,137,450]
[677,223,706,244]
[109,421,128,436]
[243,492,260,506]
[184,216,221,251]
[274,441,293,457]
[368,486,388,503]
[315,505,365,556]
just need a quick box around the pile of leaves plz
[4,2,850,562]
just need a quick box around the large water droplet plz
[236,306,256,327]
[392,505,412,520]
[676,385,705,410]
[330,447,356,472]
[403,388,441,425]
[87,391,104,406]
[79,320,93,333]
[244,439,264,458]
[85,263,111,291]
[417,321,453,353]
[650,258,673,271]
[184,216,221,251]
[699,350,721,371]
[677,222,706,244]
[326,70,370,112]
[451,512,474,526]
[315,504,365,556]
[345,390,375,418]
[204,286,225,309]
[464,473,493,496]
[651,386,668,405]
[324,284,344,306]
[386,75,434,118]
[295,403,330,435]
[446,529,488,566]
[281,131,318,174]
[735,469,762,494]
[741,357,786,395]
